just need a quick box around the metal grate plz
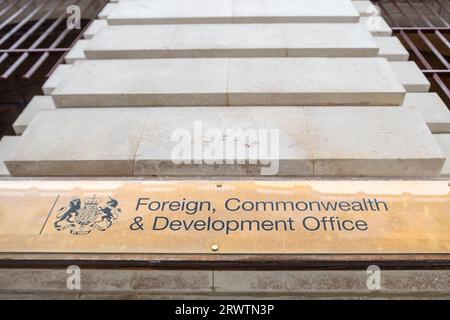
[0,0,106,79]
[373,0,450,107]
[0,0,107,137]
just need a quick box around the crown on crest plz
[84,195,100,206]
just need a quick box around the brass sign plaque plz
[0,180,449,254]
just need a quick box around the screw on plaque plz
[216,184,222,188]
[211,244,219,252]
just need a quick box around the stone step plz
[390,61,430,92]
[6,107,444,177]
[83,19,107,40]
[434,134,450,177]
[65,39,89,64]
[12,96,56,135]
[6,108,149,177]
[106,0,360,25]
[403,93,450,134]
[84,23,378,59]
[0,136,20,176]
[51,58,405,107]
[42,64,72,95]
[373,37,409,61]
[17,93,448,136]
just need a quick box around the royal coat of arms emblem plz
[54,195,122,235]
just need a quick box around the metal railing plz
[374,0,449,106]
[0,0,106,79]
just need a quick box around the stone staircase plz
[1,0,449,178]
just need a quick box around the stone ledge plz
[106,0,360,25]
[84,23,378,59]
[51,58,406,107]
[1,269,449,299]
[6,107,444,177]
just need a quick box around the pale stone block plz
[52,59,229,107]
[403,93,450,133]
[107,0,359,25]
[5,107,444,177]
[134,107,314,176]
[167,24,286,58]
[12,96,55,135]
[83,19,107,40]
[390,61,430,92]
[352,0,379,17]
[306,107,444,177]
[227,58,405,106]
[84,23,378,59]
[231,0,359,23]
[5,109,149,176]
[283,23,378,57]
[64,39,89,64]
[108,0,234,24]
[0,137,20,176]
[374,36,409,61]
[85,25,179,59]
[134,107,443,177]
[51,58,405,107]
[434,134,450,177]
[360,16,392,36]
[41,64,72,95]
[98,3,117,19]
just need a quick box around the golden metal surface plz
[0,180,449,254]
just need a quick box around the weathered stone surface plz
[41,64,72,95]
[5,109,149,176]
[304,107,444,176]
[434,134,450,177]
[65,39,89,63]
[51,58,405,107]
[0,269,213,293]
[7,107,442,177]
[85,23,378,59]
[135,107,443,177]
[107,0,359,25]
[403,93,450,133]
[214,270,450,294]
[374,36,409,61]
[2,268,450,299]
[12,96,55,135]
[227,58,405,106]
[134,107,313,176]
[231,0,359,23]
[83,19,107,39]
[52,59,229,107]
[390,61,431,92]
[0,137,20,176]
[360,16,392,36]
